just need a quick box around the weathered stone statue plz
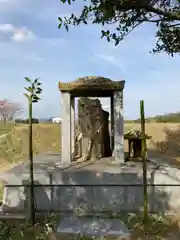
[72,124,82,161]
[76,97,112,160]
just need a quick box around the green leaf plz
[33,95,40,100]
[34,78,40,84]
[65,24,69,31]
[32,99,38,103]
[32,83,35,90]
[23,93,30,99]
[58,17,63,29]
[37,82,42,86]
[25,77,31,83]
[24,87,32,92]
[58,23,62,29]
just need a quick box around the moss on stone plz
[59,76,125,92]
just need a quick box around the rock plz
[77,97,111,160]
[78,97,102,159]
[72,124,82,161]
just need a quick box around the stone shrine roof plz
[59,76,125,92]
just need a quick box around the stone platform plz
[1,153,180,215]
[57,216,131,239]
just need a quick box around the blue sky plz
[0,0,180,120]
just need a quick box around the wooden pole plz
[29,97,35,225]
[140,100,148,223]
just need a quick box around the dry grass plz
[0,122,15,136]
[125,123,180,165]
[124,122,180,148]
[0,123,61,199]
[1,122,180,168]
[0,123,61,168]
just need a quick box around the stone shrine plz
[59,76,125,165]
[2,75,180,223]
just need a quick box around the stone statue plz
[73,97,111,161]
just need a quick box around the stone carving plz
[78,97,102,160]
[72,124,82,161]
[76,97,111,160]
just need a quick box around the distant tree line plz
[15,118,39,124]
[125,112,180,123]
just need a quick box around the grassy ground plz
[0,122,180,173]
[0,123,61,168]
[0,122,15,136]
[1,122,180,166]
[0,213,180,239]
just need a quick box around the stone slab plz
[2,155,180,215]
[57,216,131,238]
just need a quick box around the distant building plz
[52,117,62,123]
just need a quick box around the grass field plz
[0,122,180,168]
[125,122,180,165]
[0,121,179,173]
[0,123,61,168]
[0,122,15,136]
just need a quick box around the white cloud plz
[0,23,14,32]
[96,54,117,65]
[95,53,127,74]
[12,28,35,42]
[0,24,36,42]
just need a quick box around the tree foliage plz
[58,0,180,56]
[124,112,180,123]
[24,77,42,104]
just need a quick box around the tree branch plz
[110,0,180,21]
